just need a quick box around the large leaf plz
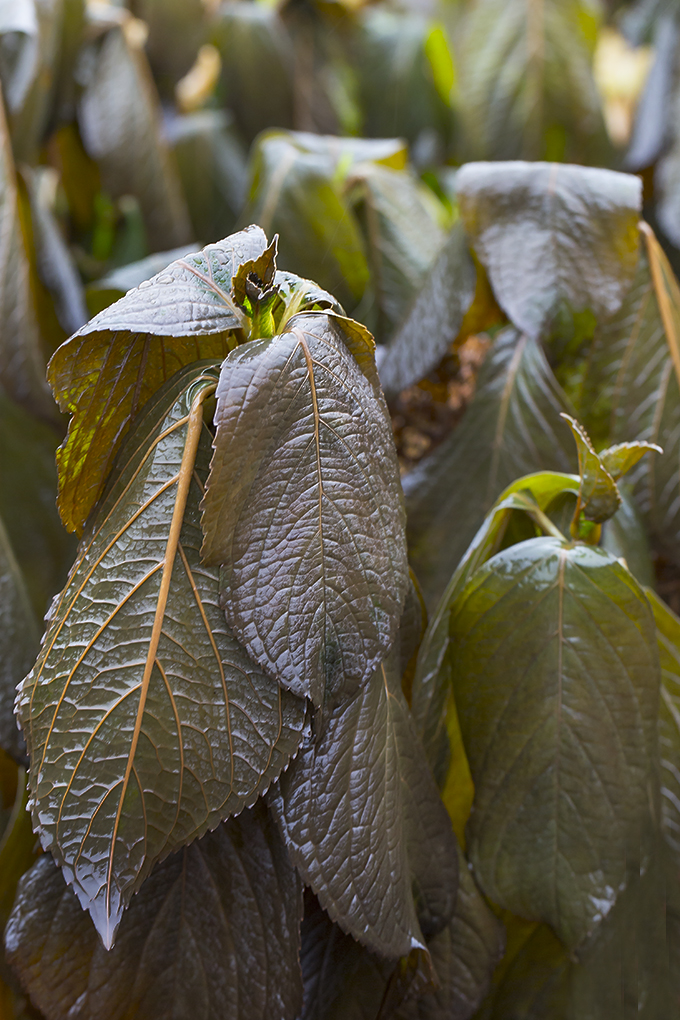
[5,802,303,1020]
[202,310,408,707]
[49,226,268,534]
[456,161,642,341]
[17,363,306,947]
[85,243,201,317]
[78,15,192,252]
[458,0,610,164]
[0,520,37,760]
[645,588,680,860]
[450,537,660,949]
[404,327,576,609]
[378,221,476,401]
[269,646,457,960]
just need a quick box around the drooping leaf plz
[78,15,192,252]
[378,221,476,401]
[624,9,676,171]
[49,226,269,534]
[132,0,207,89]
[404,327,576,609]
[458,0,610,164]
[456,161,642,341]
[269,646,457,960]
[85,243,202,316]
[5,802,303,1020]
[0,519,37,760]
[202,310,408,707]
[17,363,306,946]
[450,537,660,949]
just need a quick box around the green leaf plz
[202,310,408,707]
[456,162,642,341]
[5,802,304,1020]
[0,519,37,760]
[133,0,207,89]
[269,646,458,960]
[17,362,306,947]
[49,226,268,534]
[601,483,656,590]
[78,15,192,252]
[451,537,660,949]
[560,414,621,524]
[404,327,576,609]
[378,220,476,401]
[458,0,611,164]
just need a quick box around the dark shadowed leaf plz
[0,519,37,760]
[456,162,641,341]
[49,226,267,534]
[625,12,677,171]
[601,484,656,589]
[451,537,660,949]
[269,646,457,960]
[404,327,575,609]
[17,363,306,946]
[132,0,206,87]
[202,310,408,707]
[5,802,303,1020]
[0,771,39,932]
[458,0,611,164]
[78,16,192,252]
[645,588,680,861]
[378,221,476,401]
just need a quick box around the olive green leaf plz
[601,483,656,590]
[17,363,306,947]
[0,519,37,760]
[133,0,207,89]
[378,221,476,401]
[269,646,458,961]
[202,310,408,707]
[49,226,268,534]
[78,15,192,252]
[451,537,660,949]
[5,802,304,1020]
[458,0,610,164]
[560,414,622,525]
[404,327,576,609]
[456,162,641,341]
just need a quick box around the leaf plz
[560,414,621,524]
[77,15,192,252]
[599,440,663,480]
[601,483,656,590]
[378,221,476,401]
[458,0,611,164]
[0,771,39,933]
[269,646,458,960]
[133,0,207,88]
[49,226,268,534]
[0,519,37,760]
[403,327,576,609]
[625,11,677,171]
[202,310,408,707]
[244,131,371,313]
[456,161,642,341]
[85,243,201,316]
[450,537,660,949]
[5,802,303,1020]
[17,363,306,947]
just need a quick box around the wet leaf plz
[202,310,407,707]
[451,537,660,949]
[5,802,303,1020]
[378,221,476,401]
[269,646,457,960]
[0,519,37,760]
[85,243,201,317]
[561,414,621,524]
[17,363,306,946]
[456,161,641,341]
[49,227,268,534]
[404,327,575,609]
[78,15,192,252]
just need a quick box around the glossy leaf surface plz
[404,328,575,608]
[561,414,621,523]
[18,364,306,946]
[202,310,408,707]
[456,161,641,340]
[0,520,37,760]
[270,648,457,960]
[451,538,660,949]
[5,803,304,1020]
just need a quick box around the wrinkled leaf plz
[18,363,306,946]
[202,310,408,707]
[78,16,192,252]
[456,161,641,341]
[0,519,37,760]
[404,327,576,609]
[451,537,660,948]
[5,802,303,1020]
[378,221,476,401]
[269,646,457,960]
[85,243,201,317]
